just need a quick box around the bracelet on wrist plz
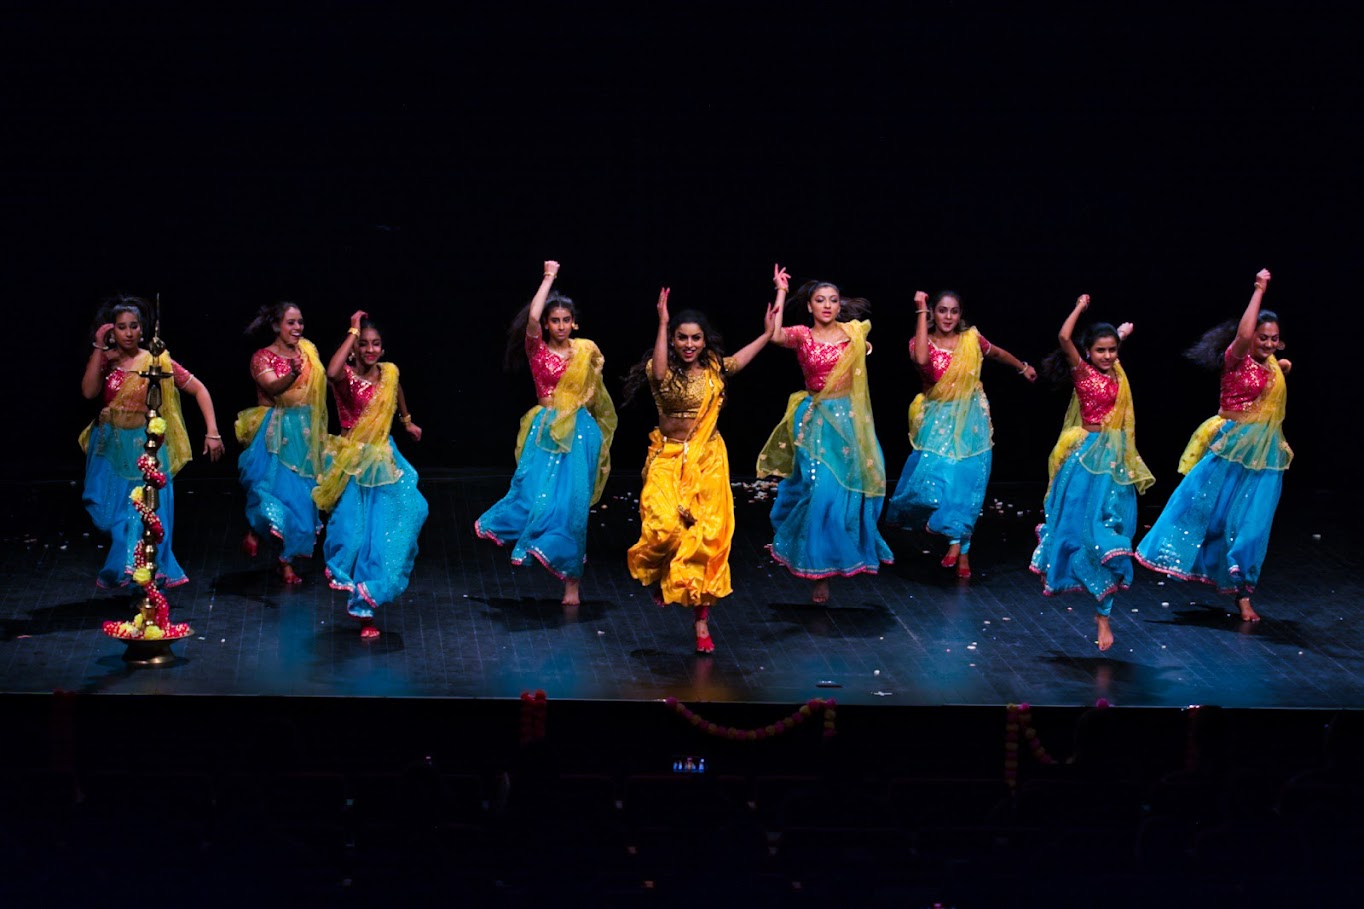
[205,434,222,440]
[92,342,111,351]
[347,326,360,336]
[544,272,556,279]
[1017,362,1031,375]
[399,414,413,425]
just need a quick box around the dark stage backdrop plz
[4,4,1356,495]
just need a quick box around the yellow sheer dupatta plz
[1046,361,1154,494]
[511,338,617,505]
[756,320,885,497]
[907,328,993,459]
[234,339,329,477]
[312,362,402,511]
[78,349,193,477]
[1177,355,1292,474]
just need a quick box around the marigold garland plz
[664,697,837,741]
[1004,700,1111,790]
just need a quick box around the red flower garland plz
[663,697,837,741]
[1004,700,1110,789]
[519,690,548,745]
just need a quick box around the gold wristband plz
[347,326,360,336]
[399,414,412,425]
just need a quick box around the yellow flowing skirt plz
[627,429,734,608]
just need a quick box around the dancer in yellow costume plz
[624,286,779,654]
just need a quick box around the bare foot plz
[279,562,302,585]
[1236,596,1260,622]
[956,552,972,579]
[940,543,960,568]
[812,579,830,604]
[650,585,665,607]
[1096,615,1114,652]
[359,621,380,640]
[562,578,581,606]
[241,531,259,558]
[694,618,714,654]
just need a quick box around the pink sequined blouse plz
[526,334,570,400]
[250,348,307,407]
[909,333,992,383]
[1220,346,1275,413]
[101,356,193,407]
[1072,362,1119,425]
[783,325,854,393]
[333,365,380,431]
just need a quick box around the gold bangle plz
[399,414,412,424]
[205,434,222,440]
[347,326,360,336]
[544,272,556,279]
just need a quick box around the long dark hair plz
[1185,310,1281,371]
[90,294,151,347]
[927,290,971,333]
[245,301,303,341]
[622,308,729,405]
[504,291,577,370]
[1039,321,1121,386]
[787,280,871,323]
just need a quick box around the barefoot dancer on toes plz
[624,285,777,653]
[80,295,225,589]
[884,290,1036,579]
[758,267,893,604]
[476,261,617,607]
[1030,296,1153,652]
[237,302,327,584]
[1136,270,1292,622]
[312,311,428,639]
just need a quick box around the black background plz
[4,2,1356,490]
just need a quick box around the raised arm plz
[1058,294,1090,371]
[396,383,422,441]
[984,341,1037,382]
[728,300,778,374]
[81,321,116,399]
[769,264,792,347]
[651,288,671,382]
[1230,269,1271,360]
[911,291,931,367]
[326,310,368,381]
[526,260,561,341]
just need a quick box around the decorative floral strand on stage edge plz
[664,697,837,741]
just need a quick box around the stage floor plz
[2,472,1360,708]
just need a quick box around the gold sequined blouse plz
[647,356,738,419]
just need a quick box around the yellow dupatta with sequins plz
[907,328,993,459]
[79,349,193,477]
[1177,355,1292,474]
[312,363,402,511]
[756,320,885,496]
[1046,361,1154,494]
[513,338,618,505]
[234,339,328,477]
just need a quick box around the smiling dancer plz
[624,284,777,653]
[476,261,617,606]
[80,295,225,588]
[885,290,1036,578]
[758,267,893,603]
[1137,269,1292,622]
[237,302,327,584]
[313,310,428,639]
[1030,295,1153,651]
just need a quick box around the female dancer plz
[476,261,617,606]
[313,311,428,639]
[885,290,1036,578]
[758,268,893,603]
[1030,295,1153,651]
[1136,270,1291,622]
[237,302,327,584]
[80,296,225,588]
[624,286,777,653]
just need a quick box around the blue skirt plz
[83,423,186,589]
[323,445,428,618]
[1030,434,1138,615]
[884,396,992,541]
[476,407,602,580]
[769,397,893,578]
[238,406,321,563]
[1136,424,1283,594]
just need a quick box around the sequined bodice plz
[911,333,992,382]
[785,325,849,393]
[526,334,571,399]
[1220,347,1275,413]
[251,347,312,407]
[334,365,380,430]
[648,357,737,419]
[1073,362,1119,424]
